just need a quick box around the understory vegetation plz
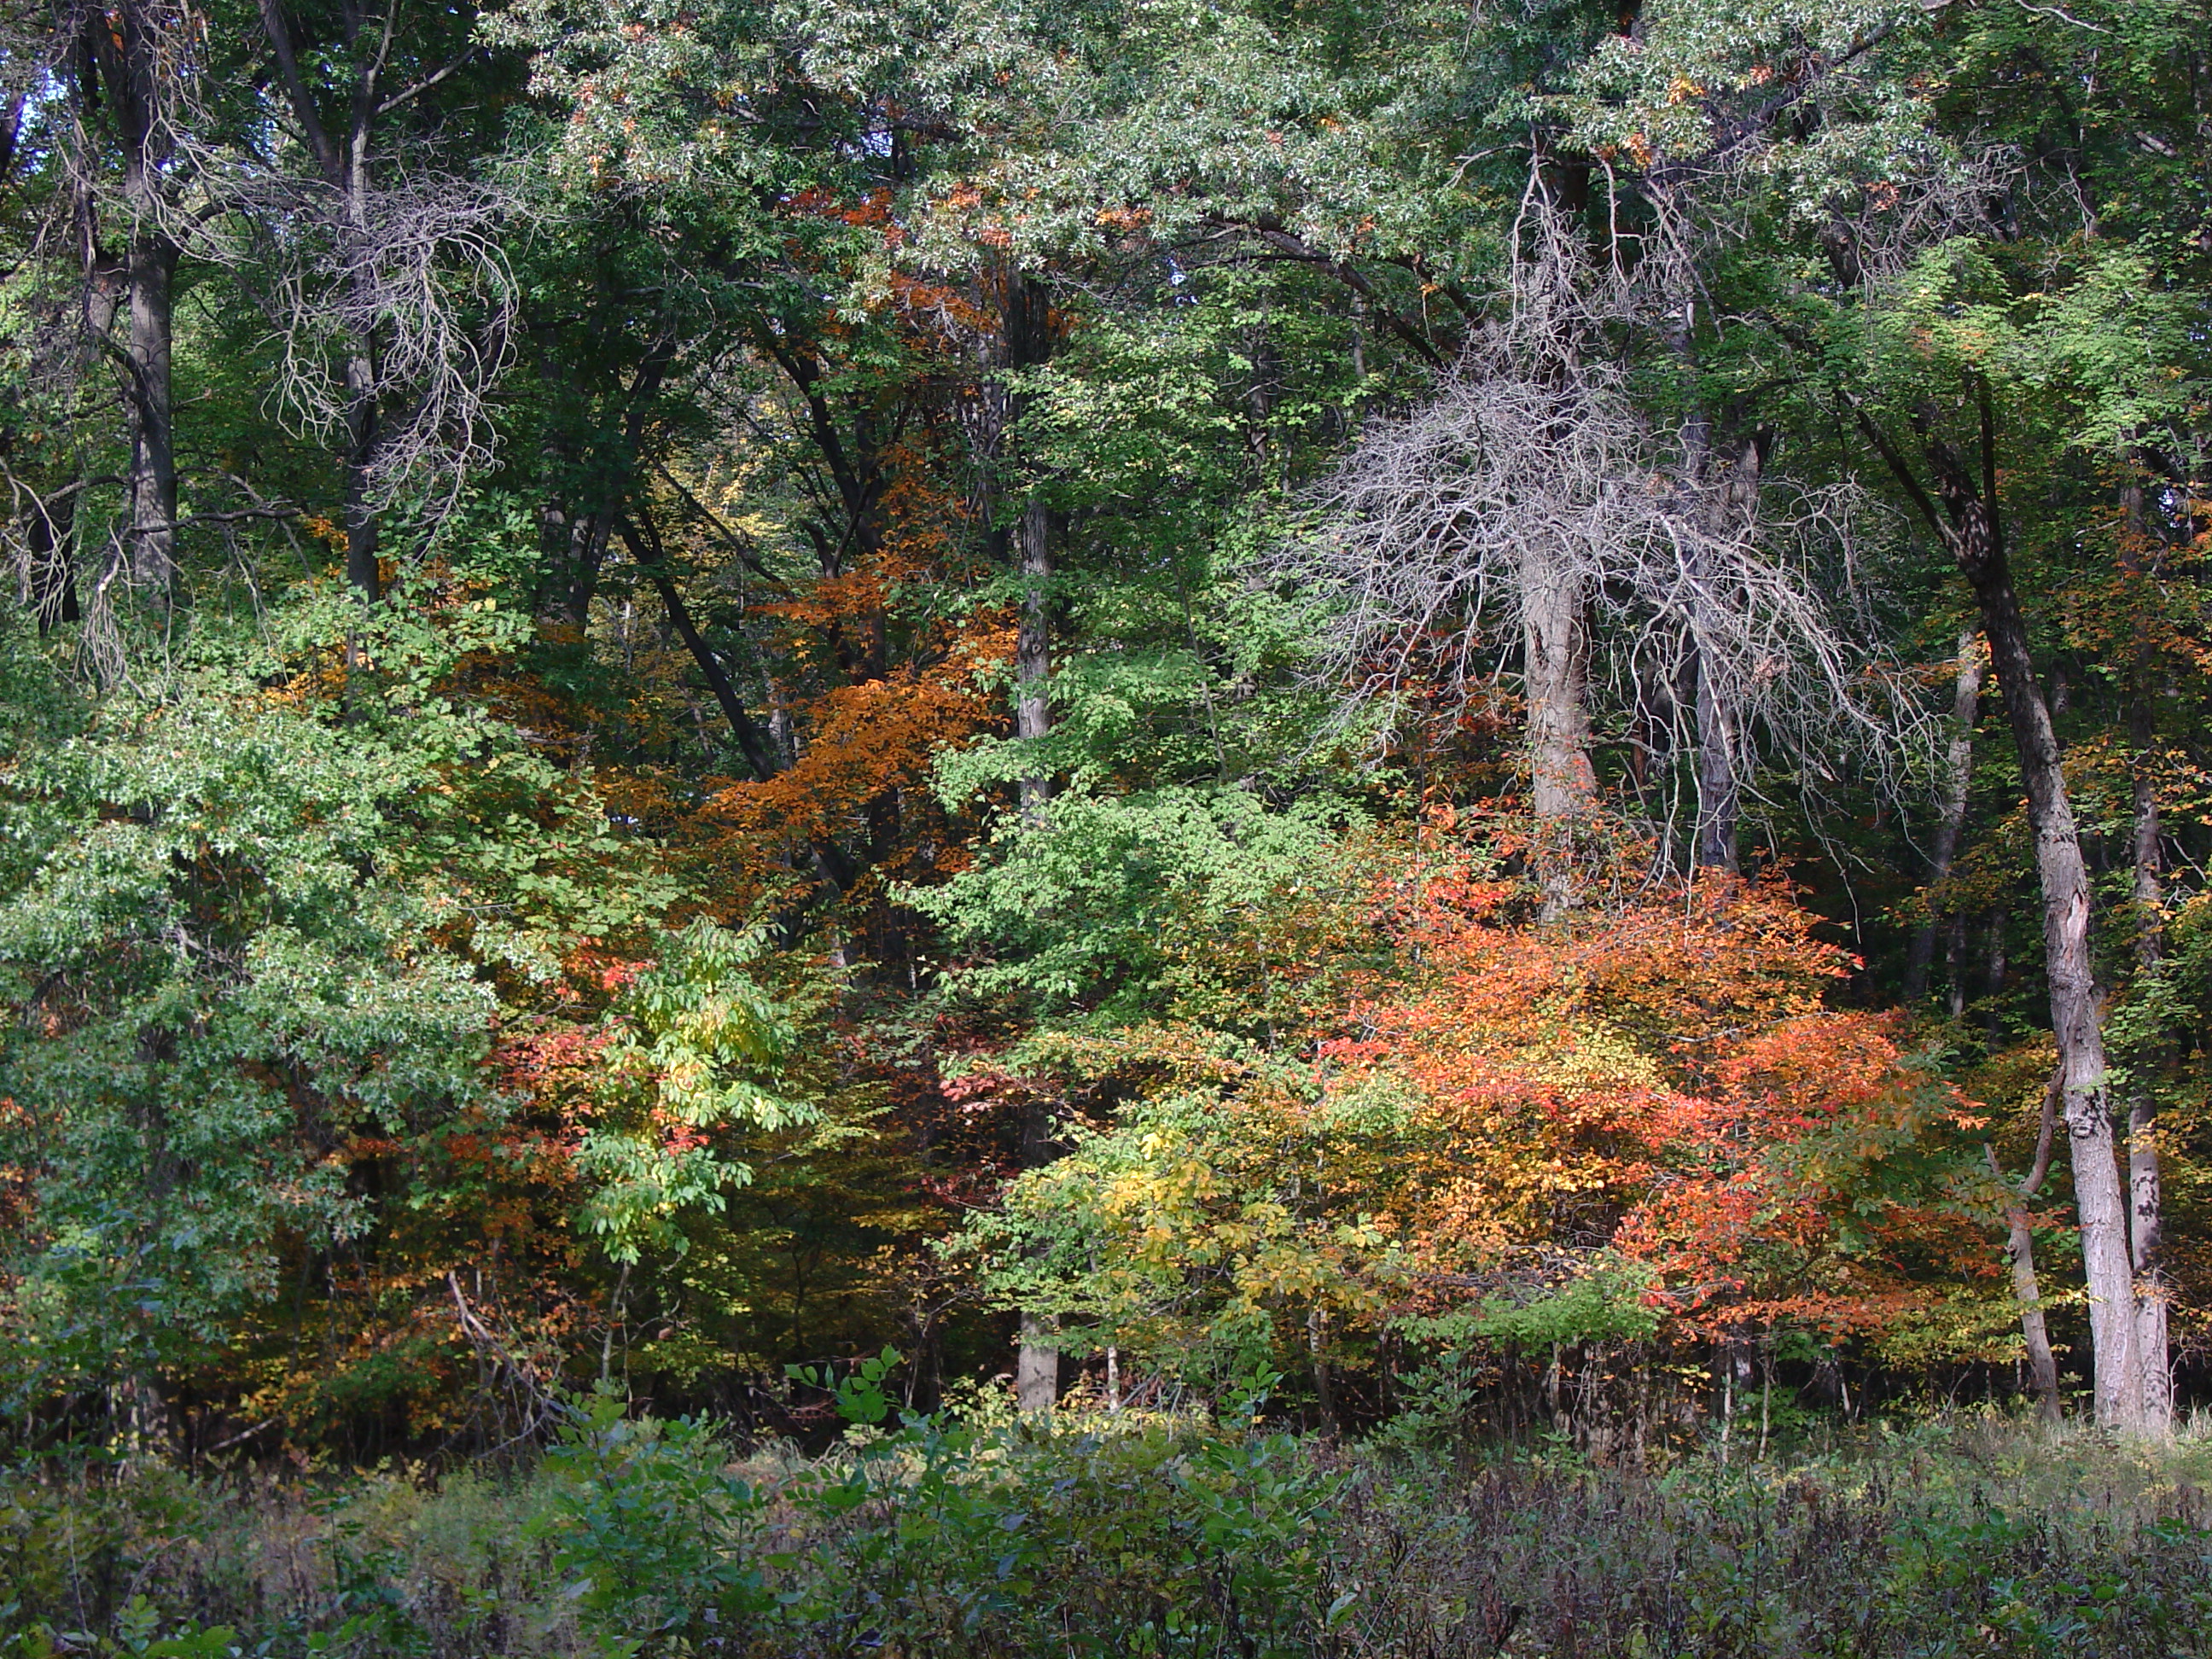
[9,1408,2212,1658]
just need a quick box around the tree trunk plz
[26,491,82,631]
[1905,627,1982,999]
[1986,1065,2064,1425]
[2124,691,2171,1435]
[1011,498,1058,1411]
[1692,649,1739,872]
[1667,310,1760,876]
[85,2,182,608]
[1963,536,2138,1430]
[1905,397,2142,1432]
[1015,496,1051,819]
[255,0,391,603]
[2116,463,2174,1435]
[1521,541,1594,923]
[1687,434,1764,874]
[31,235,117,632]
[124,229,178,603]
[1995,1183,2064,1425]
[342,343,381,601]
[1520,549,1595,820]
[1307,1307,1340,1439]
[996,272,1061,1412]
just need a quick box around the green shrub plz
[537,1387,773,1653]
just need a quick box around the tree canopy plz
[0,0,2208,1452]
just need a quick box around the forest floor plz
[4,1409,2211,1658]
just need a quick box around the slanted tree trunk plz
[1906,628,1982,999]
[1987,1065,2064,1424]
[1856,387,2142,1430]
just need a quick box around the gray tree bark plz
[124,231,178,602]
[1688,434,1764,874]
[2121,463,2174,1436]
[2126,746,2172,1434]
[79,0,181,606]
[1012,489,1057,1414]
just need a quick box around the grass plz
[3,1410,2211,1656]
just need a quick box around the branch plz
[649,462,791,592]
[617,513,780,786]
[1203,214,1446,367]
[1838,393,1950,547]
[255,0,345,188]
[2023,1061,2062,1198]
[377,47,480,116]
[177,504,301,527]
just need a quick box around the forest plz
[2,0,2212,1651]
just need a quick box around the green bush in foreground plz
[5,1403,2212,1656]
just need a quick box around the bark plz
[1014,1080,1060,1414]
[2121,468,2173,1435]
[1669,315,1758,876]
[1905,628,1982,1000]
[1957,513,2137,1431]
[1307,1307,1340,1439]
[1521,543,1594,917]
[84,2,182,606]
[342,346,381,600]
[1692,649,1739,872]
[124,229,178,602]
[26,492,82,631]
[1856,389,2141,1430]
[1015,1312,1059,1415]
[254,0,409,603]
[1520,551,1588,823]
[1014,495,1051,815]
[1985,1066,2064,1425]
[994,271,1062,1412]
[29,240,119,632]
[2124,805,2173,1435]
[1688,433,1766,874]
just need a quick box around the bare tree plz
[245,0,514,599]
[1284,246,1899,880]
